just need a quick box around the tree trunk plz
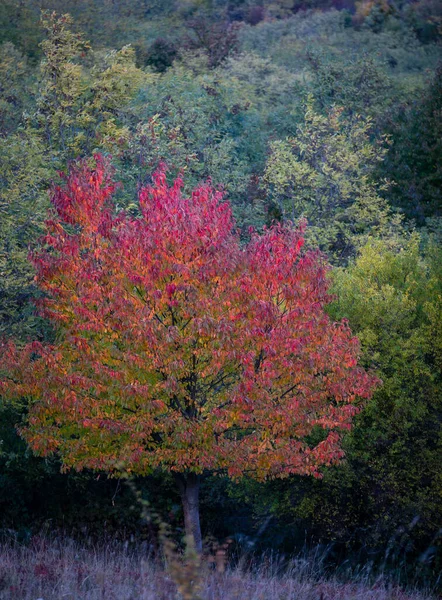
[173,473,202,553]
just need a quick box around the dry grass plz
[0,535,436,600]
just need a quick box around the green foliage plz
[305,52,396,129]
[239,10,440,107]
[0,0,42,60]
[35,12,148,160]
[125,61,263,228]
[378,66,442,224]
[322,237,442,570]
[0,43,33,136]
[263,98,402,262]
[138,37,178,72]
[354,0,442,43]
[222,51,304,135]
[0,132,52,339]
[36,12,90,158]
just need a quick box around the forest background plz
[0,0,441,591]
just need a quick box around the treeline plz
[1,0,441,67]
[0,0,441,587]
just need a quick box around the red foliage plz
[0,155,378,480]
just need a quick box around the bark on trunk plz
[174,473,202,553]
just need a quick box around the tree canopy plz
[0,155,377,549]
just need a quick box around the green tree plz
[35,11,147,160]
[0,0,42,61]
[0,132,52,339]
[305,51,395,130]
[263,98,402,263]
[125,60,263,228]
[379,66,442,224]
[0,42,33,137]
[314,236,442,572]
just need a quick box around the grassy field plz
[0,535,436,600]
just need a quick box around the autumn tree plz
[0,156,377,551]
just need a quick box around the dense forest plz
[0,0,441,597]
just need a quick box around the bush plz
[139,37,178,72]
